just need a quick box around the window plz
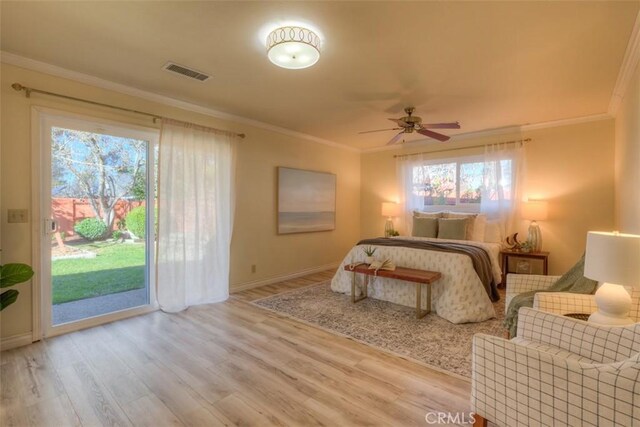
[39,111,158,336]
[411,155,513,211]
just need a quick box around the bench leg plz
[416,283,430,319]
[351,272,368,303]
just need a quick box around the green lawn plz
[52,241,146,305]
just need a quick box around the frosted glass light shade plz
[585,231,640,288]
[522,200,548,221]
[266,26,321,69]
[381,202,401,218]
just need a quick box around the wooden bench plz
[344,264,442,319]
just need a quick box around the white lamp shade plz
[381,202,401,218]
[585,231,640,288]
[522,200,548,221]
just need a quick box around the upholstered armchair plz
[506,273,640,321]
[505,274,561,309]
[472,307,640,427]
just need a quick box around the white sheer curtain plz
[396,142,526,238]
[480,141,526,240]
[397,154,428,235]
[156,119,237,313]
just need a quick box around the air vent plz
[162,62,210,82]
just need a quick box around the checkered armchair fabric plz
[472,308,640,427]
[534,288,640,322]
[534,292,598,316]
[505,274,561,309]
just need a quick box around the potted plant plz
[362,246,377,264]
[1,263,34,311]
[520,240,534,253]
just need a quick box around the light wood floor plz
[1,270,472,427]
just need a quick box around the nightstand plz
[499,250,549,287]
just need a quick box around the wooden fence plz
[51,198,144,236]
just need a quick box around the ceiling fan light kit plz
[266,26,321,69]
[359,107,461,145]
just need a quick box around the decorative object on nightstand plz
[381,202,401,237]
[584,231,640,325]
[521,200,548,252]
[499,249,549,287]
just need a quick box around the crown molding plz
[519,113,612,131]
[360,113,612,154]
[0,51,359,153]
[609,11,640,116]
[1,49,619,155]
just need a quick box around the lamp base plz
[384,218,394,237]
[588,282,633,325]
[527,221,542,252]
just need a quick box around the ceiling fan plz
[359,107,460,145]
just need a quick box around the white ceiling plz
[1,1,638,149]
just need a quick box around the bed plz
[331,235,503,324]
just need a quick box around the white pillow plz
[472,214,487,242]
[413,210,444,219]
[484,220,502,243]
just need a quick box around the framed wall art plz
[277,167,336,234]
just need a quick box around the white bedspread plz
[330,237,503,324]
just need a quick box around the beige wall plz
[0,63,361,340]
[0,59,625,343]
[360,119,616,275]
[615,61,640,234]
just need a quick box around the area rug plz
[251,281,506,378]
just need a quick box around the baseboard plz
[1,333,33,351]
[231,262,340,293]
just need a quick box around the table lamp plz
[585,231,640,325]
[522,200,548,252]
[381,202,401,237]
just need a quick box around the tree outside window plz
[52,127,148,231]
[412,158,512,209]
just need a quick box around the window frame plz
[33,107,160,340]
[411,154,504,213]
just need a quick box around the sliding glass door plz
[39,112,158,336]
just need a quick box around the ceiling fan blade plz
[358,127,402,134]
[386,131,406,146]
[417,128,451,142]
[388,118,410,127]
[420,122,461,129]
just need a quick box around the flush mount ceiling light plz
[266,26,321,69]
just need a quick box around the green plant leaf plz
[0,263,34,288]
[0,289,19,310]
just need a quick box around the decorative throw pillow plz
[437,218,468,240]
[443,212,477,240]
[412,217,438,238]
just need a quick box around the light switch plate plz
[8,209,29,223]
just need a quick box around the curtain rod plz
[393,138,531,158]
[11,83,246,139]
